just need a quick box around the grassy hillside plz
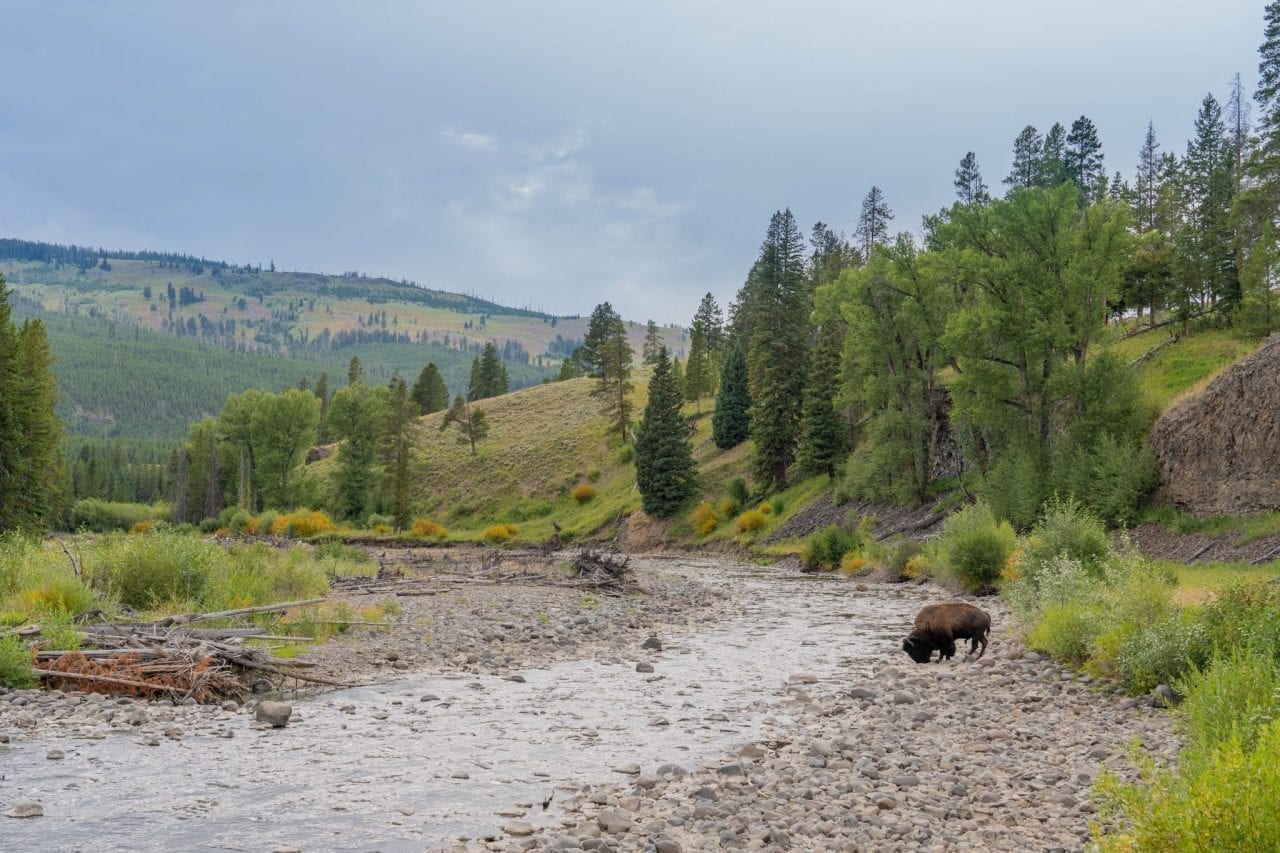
[1110,325,1263,414]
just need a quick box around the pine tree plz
[11,318,61,529]
[1177,94,1238,318]
[796,321,848,479]
[580,302,633,442]
[683,328,710,409]
[441,393,489,456]
[411,362,450,414]
[381,374,415,529]
[328,381,388,520]
[1039,122,1067,187]
[808,224,857,287]
[745,209,811,490]
[468,343,508,401]
[712,344,751,449]
[0,277,24,530]
[633,347,696,518]
[1253,1,1280,181]
[642,320,663,364]
[1065,116,1106,203]
[1005,125,1043,188]
[347,356,363,385]
[954,152,990,206]
[1134,122,1163,231]
[855,187,894,261]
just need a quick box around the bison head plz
[901,635,933,664]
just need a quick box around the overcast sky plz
[0,1,1266,323]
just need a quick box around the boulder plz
[254,701,293,727]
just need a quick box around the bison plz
[901,602,991,664]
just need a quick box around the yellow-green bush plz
[411,518,448,539]
[16,575,96,618]
[802,526,861,571]
[940,501,1016,590]
[691,502,720,536]
[1025,601,1099,666]
[129,519,157,535]
[735,509,767,533]
[1095,720,1280,851]
[571,484,597,504]
[758,502,774,516]
[484,524,517,543]
[0,635,34,688]
[717,496,741,518]
[839,554,870,576]
[270,510,336,539]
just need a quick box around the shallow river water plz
[1,556,932,851]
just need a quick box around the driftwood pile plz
[6,598,348,703]
[564,549,635,596]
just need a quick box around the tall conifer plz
[634,347,696,518]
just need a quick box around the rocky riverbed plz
[0,555,1177,851]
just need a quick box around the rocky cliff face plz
[1149,334,1280,516]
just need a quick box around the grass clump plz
[571,484,597,504]
[410,518,448,539]
[940,501,1016,591]
[0,635,34,688]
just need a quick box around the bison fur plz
[901,602,991,664]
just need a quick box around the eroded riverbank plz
[0,554,1176,852]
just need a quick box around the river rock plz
[254,701,293,728]
[597,808,633,834]
[636,662,654,673]
[788,673,818,684]
[6,801,43,818]
[642,636,663,651]
[503,821,536,836]
[46,749,64,760]
[892,690,919,705]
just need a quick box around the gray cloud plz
[0,0,1265,323]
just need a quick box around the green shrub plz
[1095,720,1280,851]
[255,510,279,537]
[0,636,34,688]
[227,510,254,536]
[69,499,167,533]
[1025,601,1099,666]
[1177,648,1280,761]
[940,501,1016,591]
[768,496,786,515]
[16,574,96,617]
[1054,436,1159,527]
[615,445,635,464]
[728,478,750,509]
[883,538,924,580]
[801,526,861,571]
[1118,610,1202,694]
[981,448,1044,531]
[1026,496,1110,578]
[365,513,393,531]
[571,484,597,504]
[37,612,83,652]
[1197,580,1280,661]
[85,532,225,610]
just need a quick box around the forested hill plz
[1,240,686,439]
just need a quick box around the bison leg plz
[973,631,988,660]
[939,638,956,661]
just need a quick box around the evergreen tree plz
[633,346,696,518]
[467,343,509,401]
[441,393,489,456]
[954,152,990,206]
[744,209,811,489]
[796,320,848,479]
[1177,94,1239,319]
[1005,125,1043,188]
[555,356,582,381]
[808,224,857,287]
[381,374,416,529]
[1039,122,1068,187]
[0,277,24,530]
[683,328,711,409]
[1134,122,1163,232]
[1253,1,1280,182]
[411,362,449,414]
[1065,116,1106,204]
[642,320,663,364]
[579,302,633,442]
[855,187,894,261]
[347,355,363,385]
[712,344,751,449]
[10,318,61,529]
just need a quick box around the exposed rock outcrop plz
[1149,334,1280,516]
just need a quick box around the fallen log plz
[33,667,183,696]
[156,598,327,627]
